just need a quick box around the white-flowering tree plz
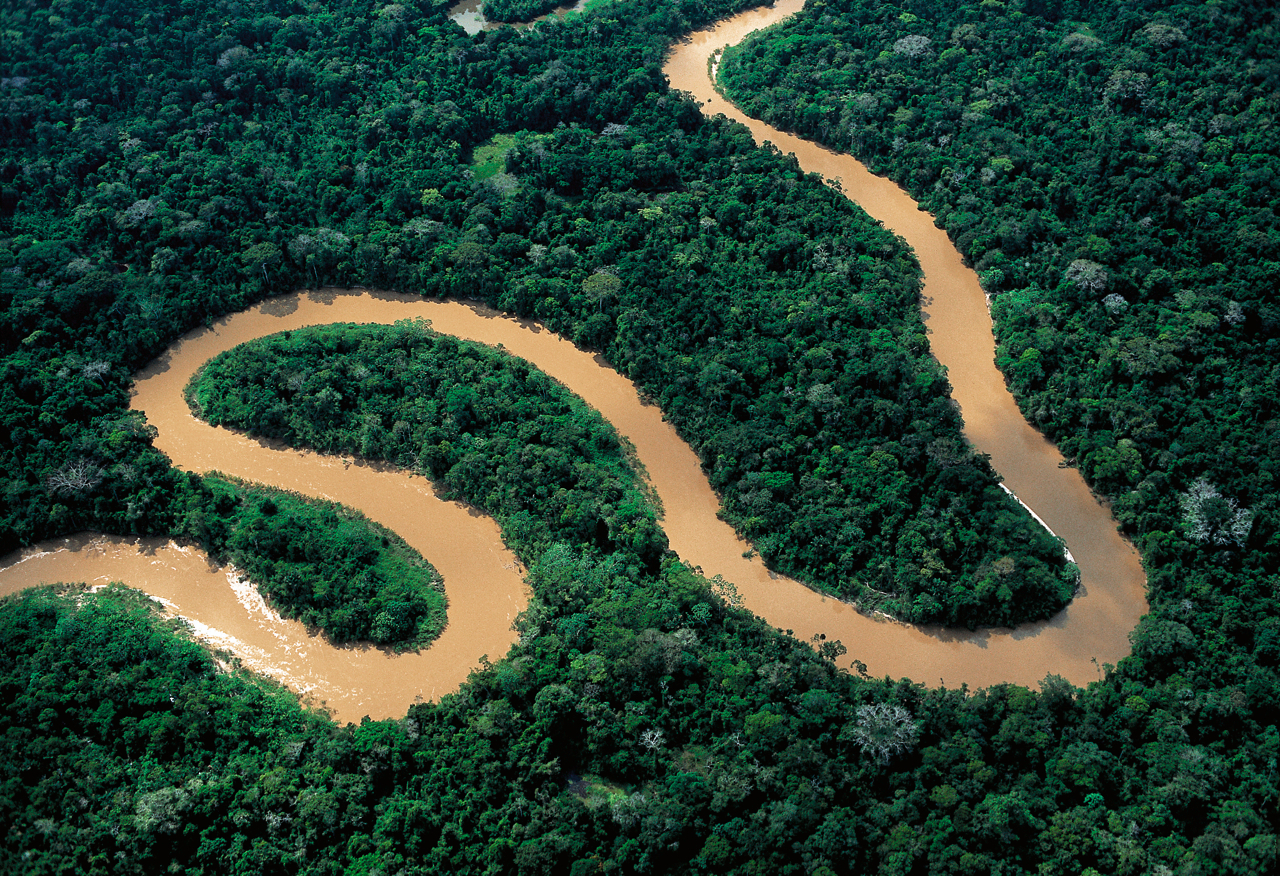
[1139,22,1186,49]
[80,360,111,383]
[116,197,160,229]
[1103,69,1151,111]
[638,726,666,772]
[850,703,919,763]
[1065,259,1110,295]
[47,459,104,497]
[893,35,933,60]
[1180,478,1253,547]
[1102,293,1128,314]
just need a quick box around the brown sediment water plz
[663,0,1148,685]
[0,533,429,719]
[1,2,1149,715]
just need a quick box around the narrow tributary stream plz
[1,1,1146,721]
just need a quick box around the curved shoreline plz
[1,2,1148,717]
[5,279,1140,710]
[664,0,1145,667]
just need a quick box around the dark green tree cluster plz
[717,0,1280,705]
[0,349,180,543]
[0,0,1071,626]
[5,546,1279,875]
[0,328,441,647]
[719,0,1280,602]
[180,475,447,648]
[480,123,1075,625]
[190,322,666,567]
[0,586,348,873]
[4,0,1280,873]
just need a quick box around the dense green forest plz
[0,0,1074,627]
[491,122,1075,625]
[482,0,572,25]
[719,0,1280,601]
[182,474,447,648]
[2,0,1279,873]
[190,322,666,567]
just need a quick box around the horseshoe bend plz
[0,3,1145,722]
[1,282,1145,719]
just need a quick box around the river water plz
[1,0,1146,721]
[664,0,1146,680]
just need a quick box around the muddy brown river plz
[1,0,1146,722]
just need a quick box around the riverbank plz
[2,0,1147,718]
[4,276,1144,713]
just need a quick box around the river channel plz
[0,0,1146,721]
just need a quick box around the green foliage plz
[179,474,447,649]
[453,117,1074,626]
[0,0,1073,628]
[189,322,666,567]
[468,132,519,181]
[482,0,572,25]
[8,557,1280,875]
[712,0,1280,867]
[5,0,1280,874]
[719,0,1280,584]
[0,585,340,874]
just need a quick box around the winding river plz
[0,0,1146,722]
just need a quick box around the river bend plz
[1,0,1147,720]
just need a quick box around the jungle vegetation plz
[182,474,447,649]
[190,322,667,568]
[482,0,573,26]
[0,0,1073,626]
[2,0,1279,874]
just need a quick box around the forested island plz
[2,0,1278,873]
[189,321,666,569]
[184,473,448,649]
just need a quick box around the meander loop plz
[0,1,1146,720]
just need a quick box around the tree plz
[1064,259,1109,295]
[240,242,282,284]
[289,229,351,284]
[850,703,918,763]
[581,269,620,312]
[639,727,664,771]
[47,458,104,497]
[1180,478,1253,547]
